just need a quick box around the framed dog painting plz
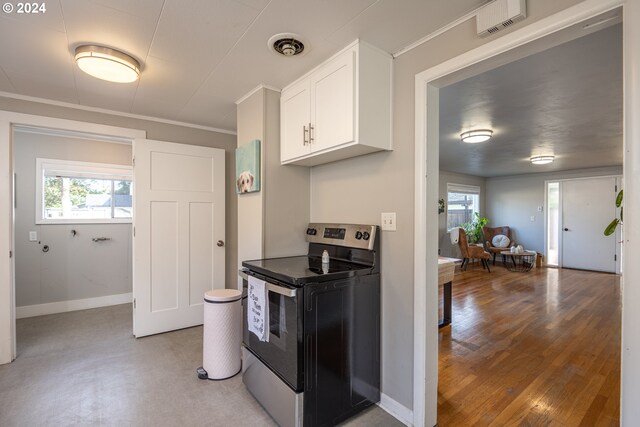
[235,139,261,194]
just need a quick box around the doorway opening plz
[2,112,227,366]
[11,124,135,355]
[413,2,630,426]
[435,18,622,425]
[0,112,145,362]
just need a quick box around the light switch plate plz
[29,231,37,241]
[381,212,397,231]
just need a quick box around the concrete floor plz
[0,304,403,426]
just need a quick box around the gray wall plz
[438,170,486,258]
[310,0,584,409]
[0,96,238,290]
[14,132,132,306]
[263,89,310,258]
[236,89,266,280]
[236,87,310,285]
[485,166,623,254]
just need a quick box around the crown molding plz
[0,91,237,135]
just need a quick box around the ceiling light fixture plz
[460,129,493,143]
[74,45,140,83]
[530,155,555,165]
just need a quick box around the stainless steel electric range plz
[239,223,380,427]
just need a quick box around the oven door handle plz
[239,270,297,298]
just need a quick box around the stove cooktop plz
[242,255,374,286]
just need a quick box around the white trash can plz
[202,289,242,380]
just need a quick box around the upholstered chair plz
[457,228,491,272]
[483,226,514,265]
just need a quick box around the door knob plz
[217,240,224,247]
[563,228,569,231]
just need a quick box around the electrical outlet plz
[537,206,543,212]
[530,216,535,222]
[29,231,37,242]
[381,212,397,231]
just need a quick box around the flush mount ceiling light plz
[530,155,555,165]
[74,45,140,83]
[460,129,493,143]
[268,33,306,57]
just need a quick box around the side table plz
[500,250,537,272]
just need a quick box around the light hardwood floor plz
[438,265,621,426]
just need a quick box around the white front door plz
[133,139,225,337]
[562,177,617,272]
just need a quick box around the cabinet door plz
[281,79,311,162]
[310,49,355,153]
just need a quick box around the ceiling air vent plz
[476,0,527,38]
[268,33,306,57]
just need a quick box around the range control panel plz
[305,223,377,250]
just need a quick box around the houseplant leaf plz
[616,189,623,208]
[604,218,620,236]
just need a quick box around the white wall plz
[438,170,486,258]
[622,1,640,422]
[14,131,132,308]
[485,166,622,254]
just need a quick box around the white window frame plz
[36,158,133,224]
[446,183,481,231]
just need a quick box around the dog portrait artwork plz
[235,139,261,194]
[237,171,254,193]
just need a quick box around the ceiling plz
[439,23,623,178]
[0,0,487,132]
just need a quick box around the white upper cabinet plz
[280,40,392,166]
[281,78,311,161]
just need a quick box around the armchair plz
[457,228,491,272]
[483,226,514,265]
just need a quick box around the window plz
[546,182,560,266]
[447,183,480,230]
[36,158,133,224]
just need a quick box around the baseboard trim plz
[16,293,133,319]
[378,393,414,426]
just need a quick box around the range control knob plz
[355,231,363,240]
[362,231,370,241]
[306,228,316,235]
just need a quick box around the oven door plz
[241,270,303,392]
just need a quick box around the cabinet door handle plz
[309,123,314,144]
[303,125,308,145]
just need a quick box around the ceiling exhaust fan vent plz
[269,34,305,57]
[476,0,527,37]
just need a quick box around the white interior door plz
[133,139,225,337]
[562,177,617,272]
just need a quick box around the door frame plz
[412,0,635,425]
[544,175,622,273]
[0,110,145,364]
